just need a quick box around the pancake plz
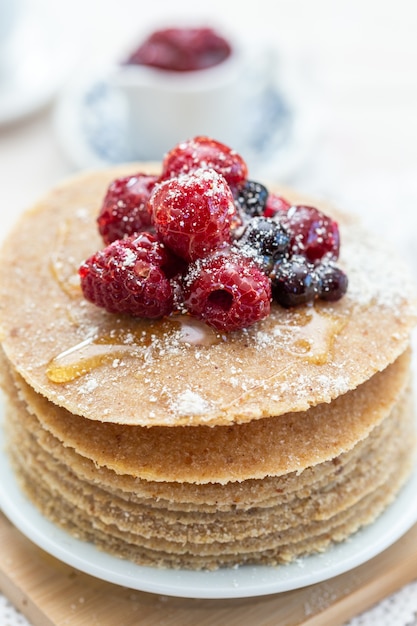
[0,346,411,484]
[3,371,415,569]
[0,162,416,570]
[0,166,415,427]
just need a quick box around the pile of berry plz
[79,136,348,332]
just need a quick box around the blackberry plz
[241,217,289,256]
[271,255,319,308]
[316,263,348,302]
[235,217,290,275]
[235,180,268,218]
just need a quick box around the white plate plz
[0,0,77,125]
[1,400,417,600]
[53,52,320,182]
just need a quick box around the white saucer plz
[1,398,417,599]
[0,0,77,125]
[53,55,320,181]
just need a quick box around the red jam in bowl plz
[125,27,232,72]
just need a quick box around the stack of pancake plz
[0,165,415,570]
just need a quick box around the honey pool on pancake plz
[46,307,345,384]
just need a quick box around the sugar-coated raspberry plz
[276,205,340,263]
[263,193,292,218]
[79,234,173,318]
[149,168,237,262]
[183,252,271,331]
[161,136,248,188]
[97,173,158,244]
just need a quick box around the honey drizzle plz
[275,306,346,365]
[46,307,346,385]
[46,316,223,383]
[220,308,346,411]
[49,221,82,299]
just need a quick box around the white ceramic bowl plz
[109,30,247,158]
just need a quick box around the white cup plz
[110,32,247,160]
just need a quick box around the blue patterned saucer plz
[54,63,317,181]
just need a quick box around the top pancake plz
[0,164,416,427]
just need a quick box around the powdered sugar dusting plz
[46,211,416,424]
[121,248,137,267]
[7,176,416,428]
[341,223,417,311]
[170,389,213,417]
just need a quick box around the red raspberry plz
[263,193,292,218]
[270,204,340,263]
[161,136,248,188]
[97,173,158,244]
[183,252,271,331]
[149,168,237,262]
[79,233,173,318]
[285,205,340,262]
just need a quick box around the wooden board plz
[0,511,416,626]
